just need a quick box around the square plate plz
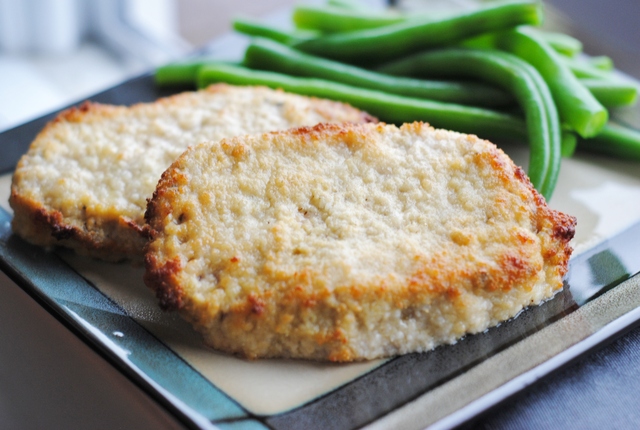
[1,5,640,430]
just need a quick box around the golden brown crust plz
[144,122,575,361]
[9,189,147,261]
[10,84,376,262]
[143,254,184,310]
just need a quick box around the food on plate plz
[144,122,576,361]
[159,0,640,200]
[9,84,374,262]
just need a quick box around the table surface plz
[1,1,640,429]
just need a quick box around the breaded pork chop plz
[144,122,576,362]
[9,84,374,262]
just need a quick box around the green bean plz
[578,123,640,160]
[581,78,638,107]
[535,30,583,57]
[526,57,562,197]
[293,0,543,65]
[243,38,513,107]
[560,56,613,79]
[155,59,238,87]
[233,17,317,45]
[293,5,404,33]
[557,57,638,106]
[197,63,527,141]
[587,55,614,71]
[379,48,560,198]
[495,27,608,138]
[561,130,577,157]
[156,61,205,87]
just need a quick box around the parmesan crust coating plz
[9,84,374,262]
[144,122,576,362]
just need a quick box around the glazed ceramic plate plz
[1,6,640,430]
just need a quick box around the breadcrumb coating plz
[144,122,575,361]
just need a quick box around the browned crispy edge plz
[142,122,576,361]
[9,84,377,262]
[10,190,149,262]
[143,162,190,309]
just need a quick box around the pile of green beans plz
[154,0,640,200]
